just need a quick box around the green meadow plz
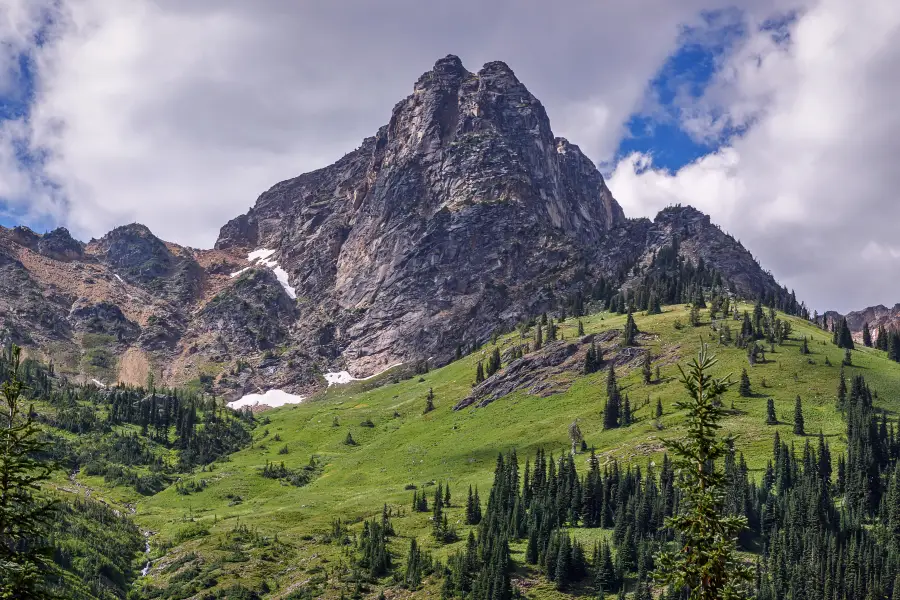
[66,304,900,597]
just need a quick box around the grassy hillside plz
[110,304,900,598]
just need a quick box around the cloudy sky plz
[0,0,898,313]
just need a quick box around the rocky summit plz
[0,56,791,400]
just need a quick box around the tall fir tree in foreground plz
[0,345,55,598]
[654,342,751,599]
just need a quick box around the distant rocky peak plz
[38,227,84,261]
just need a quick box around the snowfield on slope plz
[227,390,307,410]
[230,249,297,299]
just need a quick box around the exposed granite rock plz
[196,268,297,354]
[69,301,140,343]
[215,55,626,375]
[454,341,581,410]
[38,228,84,261]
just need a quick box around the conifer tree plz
[603,366,620,429]
[793,396,805,435]
[766,398,777,425]
[842,348,852,366]
[424,388,435,414]
[577,320,585,336]
[642,353,652,384]
[344,431,357,446]
[876,325,889,351]
[656,398,663,419]
[568,420,584,455]
[0,345,54,597]
[739,368,751,397]
[534,323,543,351]
[475,361,485,385]
[486,347,502,377]
[624,309,638,346]
[799,336,809,355]
[622,396,632,426]
[654,342,751,598]
[863,322,872,347]
[405,538,422,589]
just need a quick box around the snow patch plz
[227,390,306,410]
[242,249,297,299]
[230,267,250,278]
[91,379,106,388]
[324,363,405,387]
[247,248,276,262]
[114,274,124,283]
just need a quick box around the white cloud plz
[609,0,900,312]
[2,0,787,246]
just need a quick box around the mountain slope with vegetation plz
[44,298,890,599]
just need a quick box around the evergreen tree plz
[486,348,502,377]
[424,388,435,414]
[656,398,663,419]
[569,420,584,455]
[624,309,638,346]
[534,323,543,351]
[642,353,652,385]
[766,398,777,425]
[654,343,751,598]
[842,348,852,366]
[0,346,54,597]
[577,320,585,336]
[863,322,872,347]
[876,325,889,351]
[475,361,485,385]
[739,368,751,397]
[799,336,809,355]
[603,366,621,430]
[793,396,804,435]
[584,340,602,374]
[836,317,855,349]
[405,538,422,589]
[344,431,357,446]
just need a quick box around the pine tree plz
[344,431,357,446]
[424,388,435,414]
[622,396,632,426]
[486,347,502,377]
[799,336,809,355]
[405,538,422,589]
[656,398,663,419]
[642,353,652,384]
[653,343,751,598]
[603,366,620,430]
[766,398,777,425]
[0,345,54,597]
[568,420,584,455]
[624,309,638,346]
[475,361,485,385]
[534,323,543,351]
[577,320,585,336]
[739,368,751,397]
[793,396,805,435]
[842,348,852,366]
[862,322,872,347]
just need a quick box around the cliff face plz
[214,55,625,374]
[0,56,791,399]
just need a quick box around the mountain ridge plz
[0,55,795,400]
